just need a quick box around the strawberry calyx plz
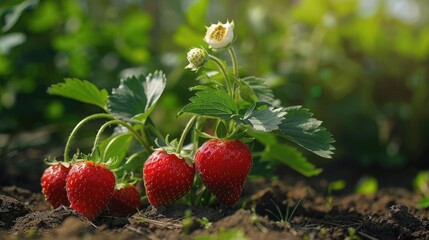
[195,123,253,143]
[115,171,141,190]
[69,149,119,170]
[43,156,72,168]
[74,150,141,196]
[154,135,194,167]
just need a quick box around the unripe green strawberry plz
[143,150,195,207]
[107,185,141,217]
[66,161,115,220]
[195,139,252,205]
[185,48,207,71]
[41,163,71,208]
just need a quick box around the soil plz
[2,129,429,239]
[1,178,429,240]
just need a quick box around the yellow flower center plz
[210,25,226,41]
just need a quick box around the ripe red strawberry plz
[195,139,252,205]
[107,185,141,217]
[41,163,71,208]
[143,150,195,207]
[66,161,115,220]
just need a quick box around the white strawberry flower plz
[185,48,207,71]
[204,20,234,50]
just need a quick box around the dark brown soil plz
[0,194,31,229]
[1,179,429,240]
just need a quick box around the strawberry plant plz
[43,19,334,214]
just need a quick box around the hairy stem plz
[64,113,114,162]
[209,55,233,96]
[228,47,239,78]
[192,117,204,156]
[176,115,198,153]
[92,119,152,158]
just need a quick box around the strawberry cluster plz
[41,139,251,221]
[41,161,141,220]
[143,139,252,207]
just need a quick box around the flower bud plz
[185,48,207,71]
[204,20,234,50]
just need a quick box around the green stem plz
[214,118,222,138]
[64,113,114,162]
[251,151,264,158]
[176,115,197,153]
[228,47,239,78]
[227,121,239,137]
[126,151,146,165]
[146,123,165,143]
[201,187,212,206]
[209,55,233,96]
[192,117,204,155]
[92,119,152,157]
[141,127,153,150]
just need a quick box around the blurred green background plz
[1,0,429,187]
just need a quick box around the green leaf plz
[123,151,148,172]
[240,76,274,103]
[99,133,133,168]
[262,143,322,177]
[108,71,166,121]
[247,131,278,146]
[180,88,237,119]
[47,78,108,110]
[278,106,335,158]
[241,103,286,132]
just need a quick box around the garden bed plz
[2,175,428,239]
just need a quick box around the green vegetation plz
[355,176,378,194]
[265,198,303,223]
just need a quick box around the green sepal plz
[43,156,71,168]
[153,135,194,167]
[215,121,228,138]
[194,128,216,139]
[114,171,141,190]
